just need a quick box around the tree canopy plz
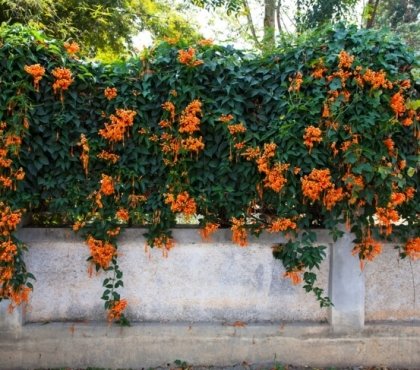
[0,0,200,60]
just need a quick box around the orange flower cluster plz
[339,135,359,152]
[159,120,171,128]
[256,144,275,172]
[128,194,147,208]
[301,168,332,202]
[383,138,395,156]
[164,191,197,217]
[0,205,22,235]
[0,148,12,168]
[0,265,13,281]
[398,159,407,170]
[327,69,352,87]
[77,134,89,175]
[242,146,261,160]
[338,50,354,69]
[97,150,120,164]
[199,222,220,241]
[72,220,86,231]
[5,135,22,147]
[104,87,118,100]
[234,141,245,150]
[288,72,303,92]
[219,114,234,123]
[323,186,345,210]
[405,187,415,200]
[312,68,326,79]
[389,192,406,207]
[390,92,406,117]
[164,36,180,45]
[14,167,25,181]
[52,67,73,95]
[178,48,203,67]
[152,235,175,251]
[401,109,415,127]
[198,39,213,46]
[100,174,114,196]
[231,217,248,247]
[182,136,205,153]
[162,101,176,122]
[99,109,136,142]
[268,218,297,233]
[303,126,322,151]
[116,208,129,222]
[400,79,411,89]
[362,69,392,90]
[342,173,364,192]
[24,64,45,91]
[311,60,327,79]
[405,238,420,260]
[149,134,159,142]
[0,122,29,306]
[375,207,399,235]
[263,163,289,192]
[0,240,17,263]
[352,234,382,269]
[2,285,31,312]
[94,192,103,210]
[179,100,202,134]
[227,123,247,135]
[107,227,121,237]
[0,175,12,188]
[107,299,128,322]
[252,143,289,193]
[283,268,303,285]
[322,103,330,118]
[64,41,80,54]
[86,236,116,269]
[160,133,181,161]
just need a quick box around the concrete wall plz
[1,227,419,369]
[364,243,420,322]
[18,228,330,323]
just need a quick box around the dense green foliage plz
[370,0,420,49]
[0,24,418,322]
[295,0,358,31]
[0,0,199,60]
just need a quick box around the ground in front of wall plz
[37,363,411,370]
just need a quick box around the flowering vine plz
[0,24,418,322]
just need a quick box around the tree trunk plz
[242,0,262,49]
[276,0,282,33]
[263,0,276,48]
[366,0,380,28]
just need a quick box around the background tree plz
[364,0,419,48]
[134,0,201,44]
[190,0,359,49]
[295,0,359,32]
[0,0,200,59]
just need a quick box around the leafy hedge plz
[0,24,418,323]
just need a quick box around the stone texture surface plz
[17,228,331,323]
[0,322,419,369]
[0,300,23,338]
[364,243,420,322]
[329,229,364,333]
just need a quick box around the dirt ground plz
[41,364,412,370]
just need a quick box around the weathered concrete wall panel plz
[18,228,330,323]
[364,243,420,322]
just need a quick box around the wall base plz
[1,322,419,369]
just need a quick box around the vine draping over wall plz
[0,24,418,324]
